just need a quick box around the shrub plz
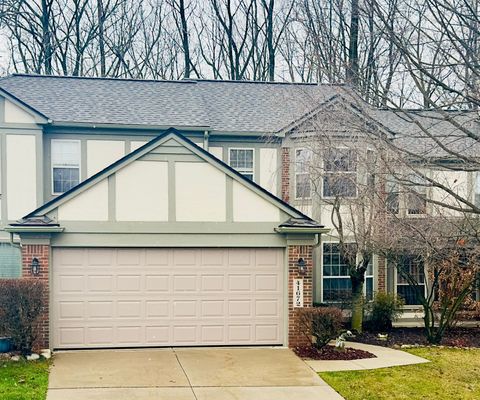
[366,292,404,332]
[0,279,45,354]
[298,307,344,349]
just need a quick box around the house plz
[0,74,478,349]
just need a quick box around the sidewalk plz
[305,342,430,372]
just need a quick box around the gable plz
[281,94,393,140]
[29,130,303,225]
[4,99,37,124]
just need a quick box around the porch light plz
[297,258,307,275]
[31,258,40,276]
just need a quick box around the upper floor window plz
[229,148,254,180]
[386,177,400,214]
[52,139,80,194]
[475,173,480,207]
[295,148,312,199]
[323,148,357,198]
[407,174,427,215]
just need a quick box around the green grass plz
[0,358,50,400]
[320,347,480,400]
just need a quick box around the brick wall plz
[287,244,313,348]
[281,147,290,202]
[22,244,50,350]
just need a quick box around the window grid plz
[322,243,374,303]
[322,148,358,198]
[295,148,312,199]
[475,173,480,207]
[397,256,426,305]
[51,139,81,194]
[407,174,427,215]
[229,148,254,180]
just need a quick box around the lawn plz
[320,347,480,400]
[0,358,50,400]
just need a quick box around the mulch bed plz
[351,327,480,348]
[294,345,376,360]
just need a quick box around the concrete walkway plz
[306,341,430,372]
[47,347,344,400]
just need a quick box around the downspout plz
[203,130,209,151]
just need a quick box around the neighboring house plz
[0,74,478,349]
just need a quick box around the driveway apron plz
[46,347,344,400]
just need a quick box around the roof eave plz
[5,225,64,233]
[275,226,330,234]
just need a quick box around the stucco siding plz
[4,100,37,124]
[175,162,226,221]
[87,140,125,177]
[232,181,279,222]
[430,170,469,216]
[259,148,278,195]
[58,180,109,221]
[131,141,148,151]
[209,147,223,160]
[6,134,37,219]
[116,160,169,221]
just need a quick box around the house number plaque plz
[293,278,304,308]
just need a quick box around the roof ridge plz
[7,73,346,87]
[8,73,197,85]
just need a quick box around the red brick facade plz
[287,244,313,348]
[281,147,290,202]
[21,244,50,350]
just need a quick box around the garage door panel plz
[53,248,284,348]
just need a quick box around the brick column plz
[281,147,290,203]
[377,255,386,292]
[22,244,50,350]
[288,244,313,348]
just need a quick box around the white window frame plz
[406,173,428,216]
[394,255,427,306]
[228,147,255,180]
[295,148,312,200]
[386,176,401,215]
[475,172,480,208]
[51,139,81,195]
[320,241,374,303]
[322,147,358,199]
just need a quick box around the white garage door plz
[52,248,284,349]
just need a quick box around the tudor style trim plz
[23,128,314,223]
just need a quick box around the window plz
[0,243,21,278]
[407,174,427,215]
[386,177,400,214]
[229,148,254,180]
[475,173,480,207]
[323,148,357,198]
[397,255,425,305]
[322,243,374,302]
[295,148,312,199]
[52,140,80,194]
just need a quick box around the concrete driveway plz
[46,347,344,400]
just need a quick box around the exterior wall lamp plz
[31,258,40,276]
[297,258,307,276]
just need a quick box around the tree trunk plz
[41,0,52,74]
[178,0,191,78]
[351,271,364,332]
[346,0,359,87]
[97,0,106,77]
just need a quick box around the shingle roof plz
[372,109,480,158]
[0,74,344,133]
